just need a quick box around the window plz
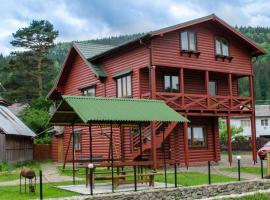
[261,119,268,126]
[241,119,250,127]
[74,131,81,151]
[164,74,179,93]
[209,81,217,96]
[215,37,229,56]
[180,31,197,51]
[116,75,132,97]
[188,126,207,147]
[81,86,95,96]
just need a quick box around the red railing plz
[141,92,252,112]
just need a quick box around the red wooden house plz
[48,14,264,166]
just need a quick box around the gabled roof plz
[88,14,265,61]
[0,105,35,137]
[49,96,189,126]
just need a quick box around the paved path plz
[0,163,82,186]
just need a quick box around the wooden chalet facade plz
[48,14,264,166]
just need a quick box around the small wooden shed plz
[0,97,35,163]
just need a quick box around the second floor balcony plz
[140,67,253,114]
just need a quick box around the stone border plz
[49,179,270,200]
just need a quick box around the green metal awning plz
[49,96,189,126]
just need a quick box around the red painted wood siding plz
[99,46,149,98]
[151,24,252,75]
[63,52,105,96]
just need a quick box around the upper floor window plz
[180,31,197,51]
[261,119,268,127]
[164,74,179,93]
[215,37,229,56]
[81,86,96,96]
[116,75,132,97]
[188,126,207,147]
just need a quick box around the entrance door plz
[57,137,64,162]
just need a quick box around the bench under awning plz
[48,96,189,126]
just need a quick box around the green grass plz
[0,181,80,200]
[155,171,237,186]
[224,192,270,200]
[0,161,44,182]
[221,167,266,176]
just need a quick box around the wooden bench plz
[113,173,160,189]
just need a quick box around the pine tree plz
[10,20,58,97]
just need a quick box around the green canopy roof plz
[49,96,189,126]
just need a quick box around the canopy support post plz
[163,128,167,188]
[226,116,232,165]
[139,123,143,174]
[110,123,114,193]
[89,123,93,195]
[72,125,75,185]
[183,120,189,168]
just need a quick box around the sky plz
[0,0,270,54]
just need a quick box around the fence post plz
[208,161,211,184]
[39,170,43,200]
[237,155,241,181]
[261,158,264,179]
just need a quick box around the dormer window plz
[180,31,197,51]
[215,37,229,56]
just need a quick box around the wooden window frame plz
[188,126,207,148]
[261,119,269,127]
[209,80,218,96]
[163,73,180,93]
[116,74,132,98]
[74,130,82,152]
[81,85,96,97]
[214,36,233,62]
[180,30,200,58]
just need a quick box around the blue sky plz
[0,0,270,54]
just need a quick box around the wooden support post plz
[183,121,189,168]
[250,114,257,163]
[228,73,233,108]
[89,123,93,195]
[180,68,184,107]
[150,65,157,169]
[72,125,75,184]
[110,124,114,193]
[226,116,232,165]
[205,71,209,107]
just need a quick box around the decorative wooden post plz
[180,68,184,107]
[183,120,189,168]
[226,116,232,165]
[228,73,233,108]
[150,66,157,169]
[205,71,209,107]
[249,75,257,163]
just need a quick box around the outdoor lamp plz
[88,163,94,169]
[236,155,241,160]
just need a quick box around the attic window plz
[180,31,200,58]
[81,85,96,97]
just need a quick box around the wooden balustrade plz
[141,92,252,112]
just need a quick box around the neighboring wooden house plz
[48,14,264,165]
[222,105,270,138]
[0,98,35,163]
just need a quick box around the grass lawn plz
[155,171,237,186]
[224,192,270,200]
[0,161,43,182]
[0,181,81,200]
[221,166,266,176]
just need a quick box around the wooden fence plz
[33,144,51,161]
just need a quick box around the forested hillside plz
[0,28,270,103]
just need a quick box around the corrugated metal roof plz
[49,96,189,126]
[0,106,35,137]
[255,105,270,117]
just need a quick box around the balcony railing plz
[141,92,252,112]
